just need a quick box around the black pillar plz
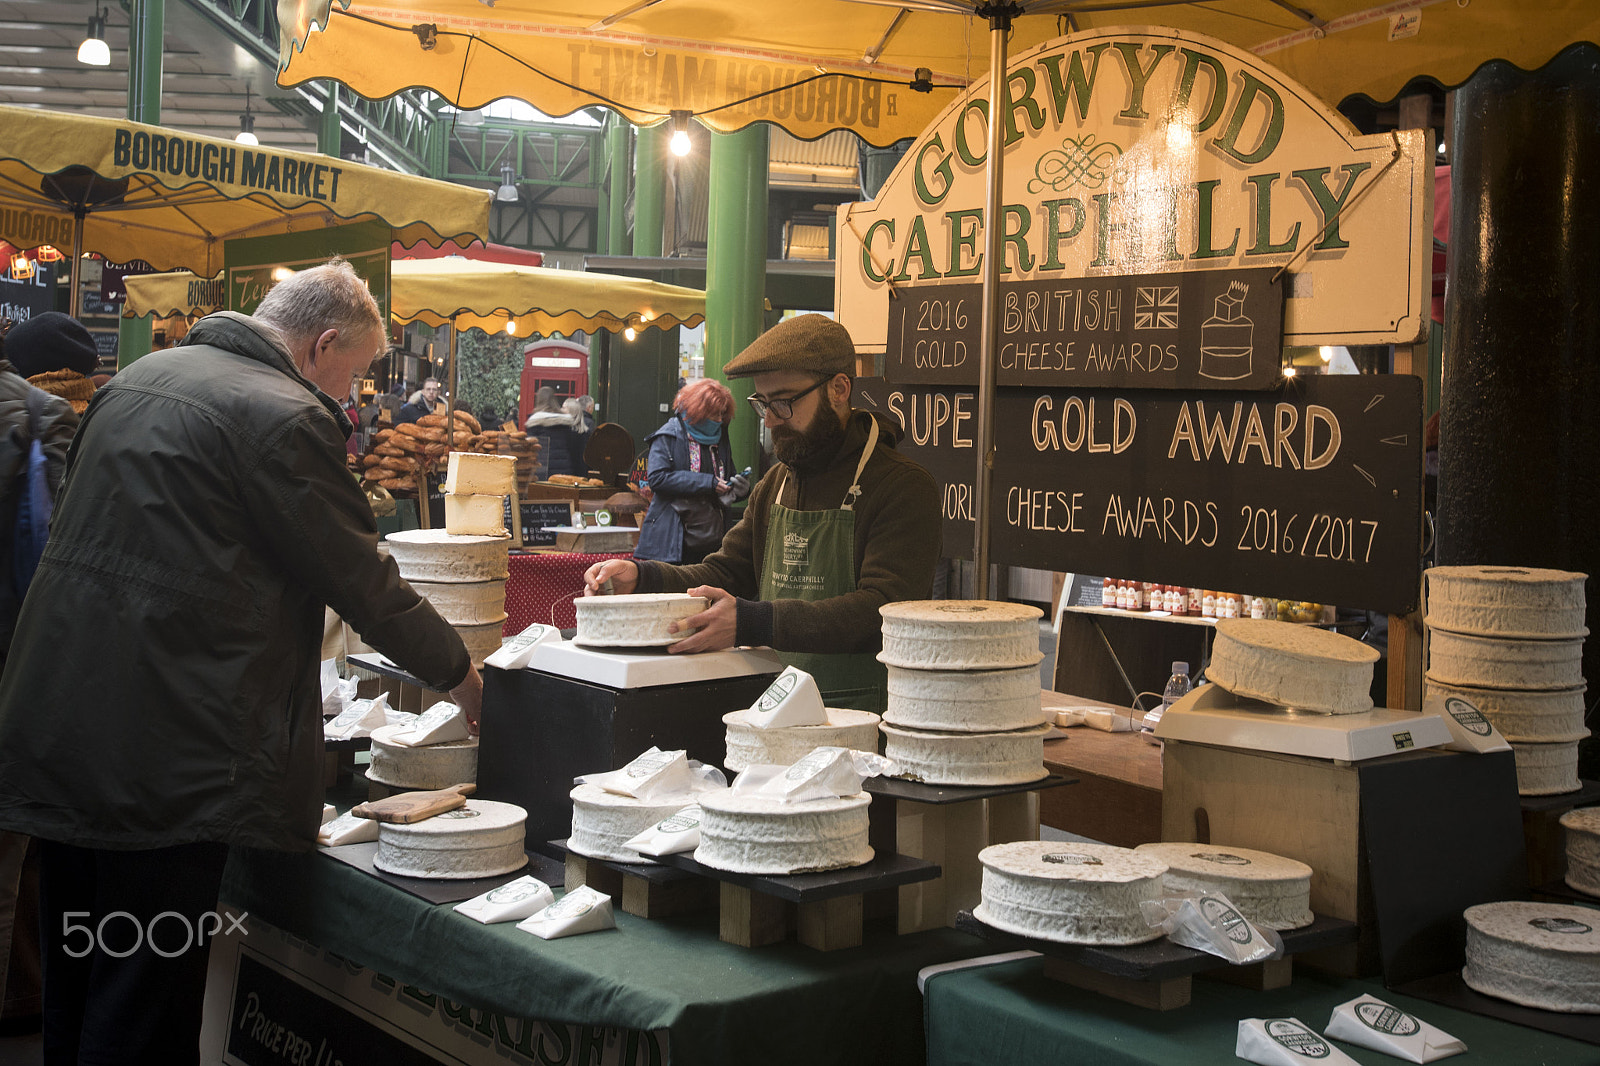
[1438,45,1600,753]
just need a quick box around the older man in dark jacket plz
[0,259,482,1064]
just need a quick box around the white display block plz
[525,639,784,690]
[1153,682,1452,762]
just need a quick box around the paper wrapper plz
[1142,893,1282,965]
[730,748,898,804]
[1324,995,1467,1062]
[321,659,357,717]
[623,804,703,857]
[1237,1019,1360,1066]
[517,886,616,940]
[746,666,828,728]
[324,693,390,741]
[454,877,555,925]
[579,748,726,801]
[385,702,470,747]
[484,623,561,671]
[318,811,380,847]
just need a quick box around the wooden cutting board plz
[351,783,476,824]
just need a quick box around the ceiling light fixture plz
[669,110,692,157]
[77,4,110,67]
[236,86,259,146]
[495,161,519,202]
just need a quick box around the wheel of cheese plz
[454,620,506,666]
[1561,808,1600,898]
[693,790,872,875]
[884,664,1044,733]
[366,724,478,791]
[573,593,708,647]
[1425,680,1587,742]
[721,708,882,773]
[1510,739,1584,797]
[975,841,1167,946]
[1425,565,1588,639]
[373,799,527,880]
[410,579,507,626]
[385,529,510,582]
[567,783,691,863]
[877,601,1043,670]
[1133,842,1313,930]
[878,720,1050,786]
[1426,629,1585,691]
[1207,618,1380,715]
[1463,901,1600,1013]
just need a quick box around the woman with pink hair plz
[634,377,750,563]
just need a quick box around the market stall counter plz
[218,846,991,1066]
[921,955,1595,1066]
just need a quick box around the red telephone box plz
[517,339,590,426]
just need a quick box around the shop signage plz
[885,266,1283,390]
[224,219,391,323]
[0,260,54,325]
[855,373,1423,615]
[837,27,1432,351]
[99,257,156,303]
[506,499,574,547]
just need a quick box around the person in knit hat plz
[583,313,941,712]
[3,312,99,414]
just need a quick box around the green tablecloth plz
[922,957,1596,1066]
[222,847,988,1066]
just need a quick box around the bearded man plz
[584,314,940,712]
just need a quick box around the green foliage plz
[455,327,523,423]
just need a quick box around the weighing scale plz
[1153,681,1453,762]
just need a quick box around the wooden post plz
[719,883,787,948]
[796,895,863,951]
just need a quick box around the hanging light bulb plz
[77,5,110,66]
[236,86,259,146]
[1282,364,1297,378]
[505,320,518,336]
[495,162,519,203]
[624,319,638,341]
[669,111,692,157]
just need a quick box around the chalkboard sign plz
[885,267,1283,392]
[858,374,1423,616]
[504,497,573,548]
[1066,574,1106,609]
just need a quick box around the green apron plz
[758,419,886,713]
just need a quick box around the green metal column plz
[607,119,631,256]
[633,124,666,258]
[120,0,164,369]
[319,83,341,156]
[706,125,769,473]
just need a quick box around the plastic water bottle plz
[1142,661,1191,733]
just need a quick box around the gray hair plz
[255,258,382,350]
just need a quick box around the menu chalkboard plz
[856,374,1423,616]
[504,498,573,548]
[885,267,1283,392]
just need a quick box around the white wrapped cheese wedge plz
[1237,1019,1360,1066]
[385,702,470,747]
[321,804,337,825]
[746,666,828,728]
[516,886,616,940]
[317,811,380,847]
[623,804,704,857]
[324,693,390,741]
[1427,693,1513,755]
[1324,995,1467,1063]
[453,876,555,925]
[483,623,561,671]
[582,747,692,800]
[321,659,356,717]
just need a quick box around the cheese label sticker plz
[539,895,594,921]
[414,704,458,729]
[935,604,988,613]
[1265,1020,1331,1058]
[1042,853,1102,866]
[756,672,797,712]
[1392,731,1414,750]
[1192,852,1252,865]
[1354,1002,1420,1036]
[626,750,678,778]
[1530,917,1593,934]
[507,624,555,649]
[656,807,702,833]
[785,748,836,781]
[1201,896,1254,944]
[1444,697,1494,737]
[438,808,481,820]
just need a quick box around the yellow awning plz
[277,0,1598,140]
[126,259,707,337]
[0,105,492,277]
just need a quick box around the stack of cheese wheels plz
[1462,900,1600,1013]
[974,841,1167,945]
[386,527,511,665]
[876,601,1049,786]
[1134,842,1314,930]
[1424,565,1589,795]
[1561,808,1600,898]
[1207,618,1380,715]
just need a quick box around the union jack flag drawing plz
[1135,285,1181,329]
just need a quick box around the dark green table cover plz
[922,957,1596,1065]
[222,847,989,1066]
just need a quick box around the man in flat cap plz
[585,314,940,711]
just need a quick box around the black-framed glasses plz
[746,376,830,421]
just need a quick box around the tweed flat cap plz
[723,314,855,378]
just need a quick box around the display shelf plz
[551,838,716,919]
[1061,604,1219,628]
[954,909,1357,1010]
[1521,779,1600,813]
[866,773,1075,805]
[1394,969,1600,1046]
[319,842,562,905]
[653,850,941,904]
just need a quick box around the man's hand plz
[449,665,484,735]
[667,586,738,654]
[583,559,638,595]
